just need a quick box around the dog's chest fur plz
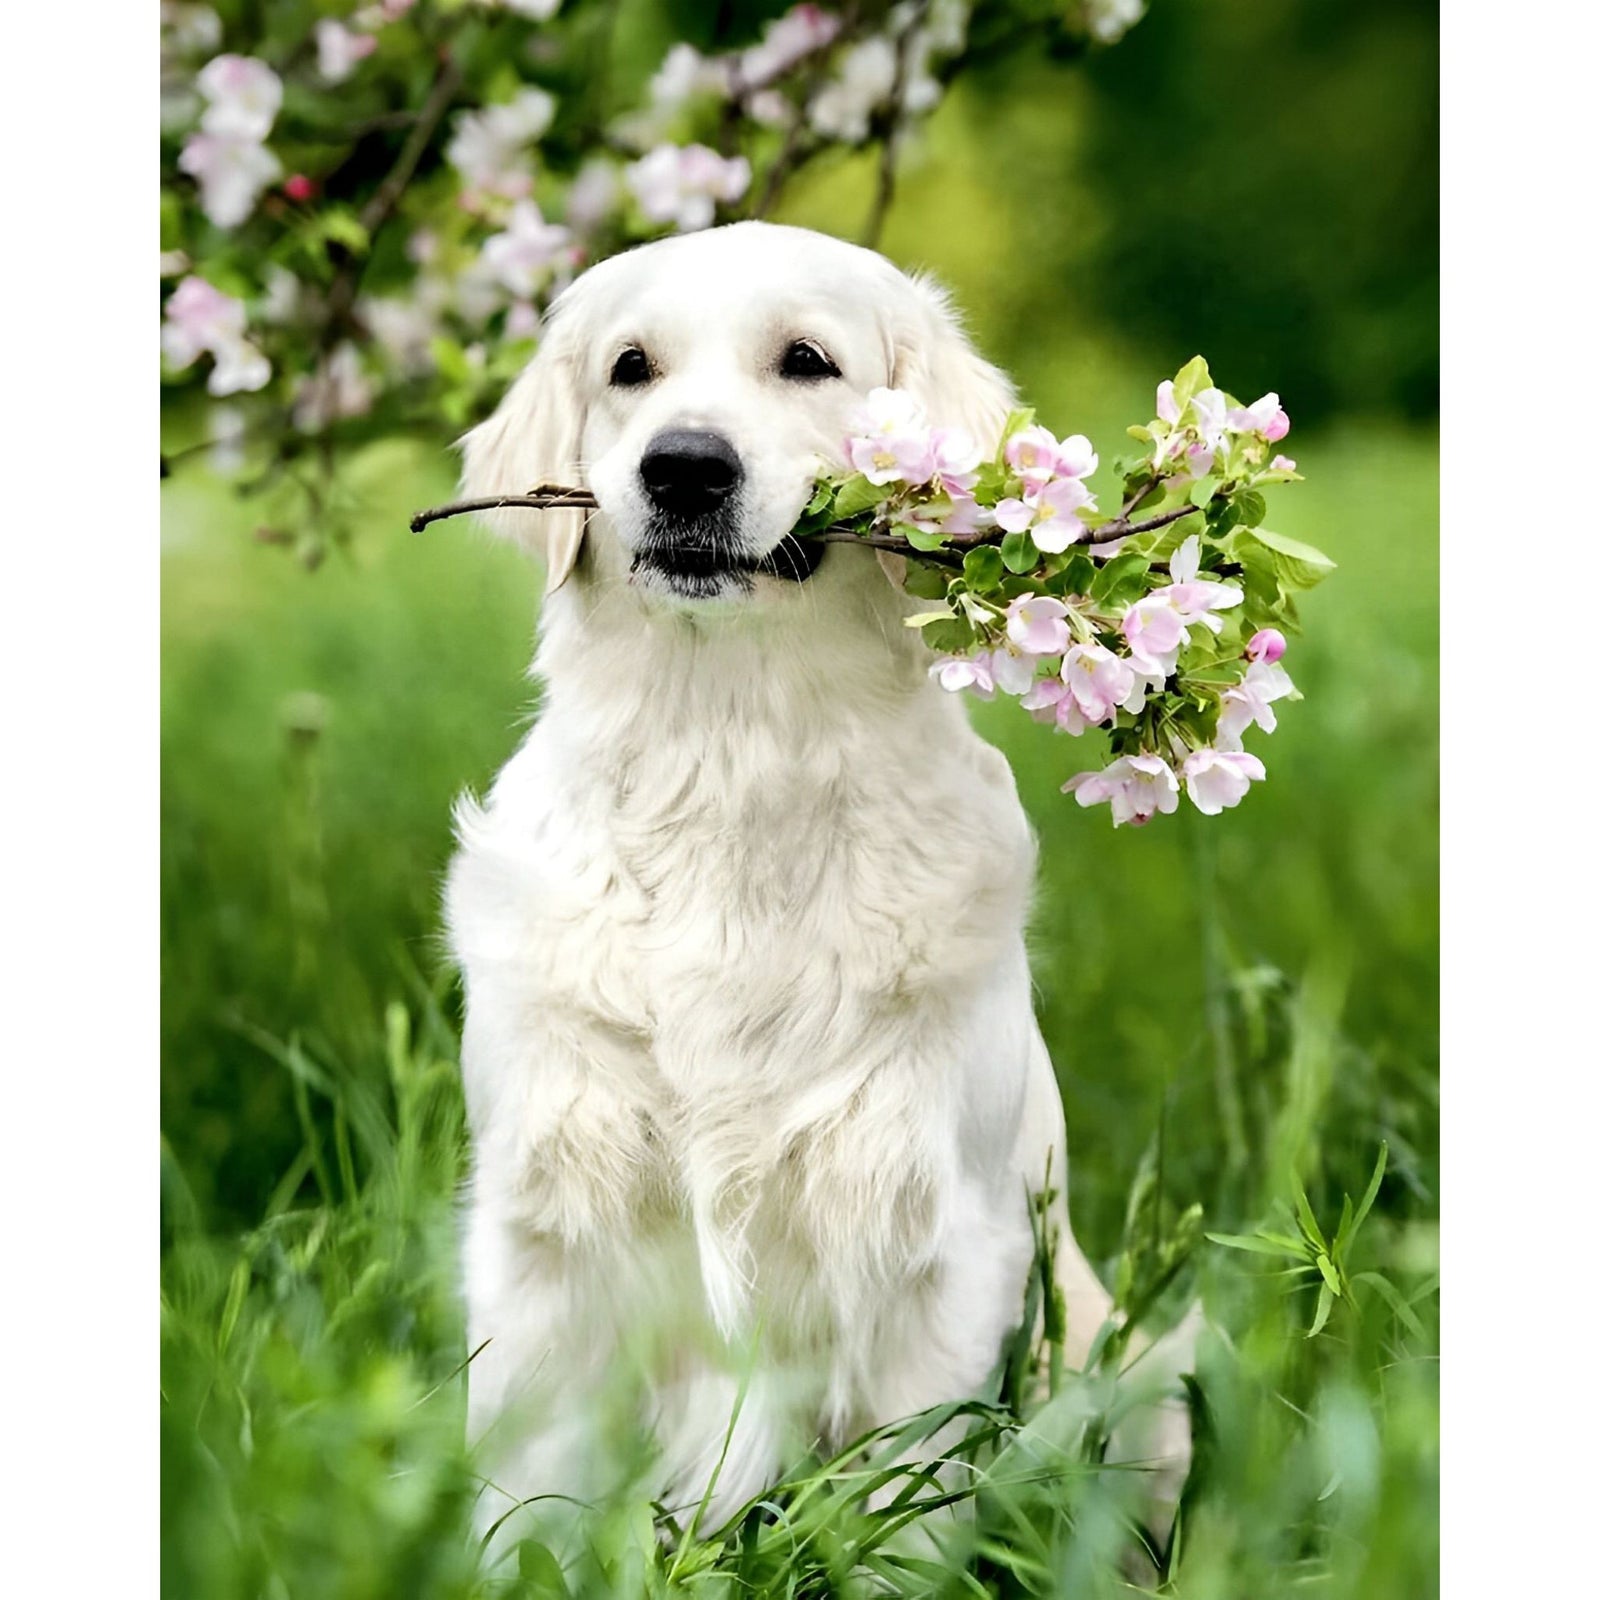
[447,586,1037,1355]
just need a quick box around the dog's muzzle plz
[632,427,824,589]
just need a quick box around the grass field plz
[161,389,1438,1595]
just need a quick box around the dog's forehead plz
[567,223,902,343]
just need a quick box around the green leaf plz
[1206,1231,1309,1261]
[1058,553,1096,595]
[1171,355,1212,410]
[517,1540,570,1596]
[1348,1141,1389,1240]
[962,545,1005,591]
[1306,1282,1335,1339]
[1294,1187,1328,1251]
[1232,487,1267,527]
[1352,1270,1426,1340]
[901,522,950,553]
[901,560,949,599]
[1090,552,1151,609]
[999,529,1040,574]
[1239,526,1337,592]
[831,474,894,521]
[1188,476,1218,508]
[999,406,1036,443]
[317,206,370,255]
[921,618,978,654]
[803,481,833,518]
[1315,1254,1342,1296]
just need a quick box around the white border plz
[2,3,153,1592]
[1443,3,1597,1593]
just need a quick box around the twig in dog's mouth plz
[407,485,1220,574]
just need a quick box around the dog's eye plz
[610,347,653,388]
[779,340,841,381]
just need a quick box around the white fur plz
[445,222,1187,1543]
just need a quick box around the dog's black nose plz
[639,429,743,517]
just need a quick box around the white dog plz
[445,221,1189,1546]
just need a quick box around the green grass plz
[161,412,1437,1595]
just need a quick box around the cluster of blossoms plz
[795,358,1329,827]
[160,2,1148,557]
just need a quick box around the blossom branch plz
[407,485,1209,567]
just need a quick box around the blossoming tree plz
[164,2,1335,822]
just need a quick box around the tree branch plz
[409,487,1211,569]
[321,52,465,345]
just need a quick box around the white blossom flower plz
[446,88,557,198]
[292,343,373,431]
[565,158,619,233]
[1084,0,1146,45]
[480,200,571,297]
[1182,748,1266,815]
[195,54,282,141]
[179,130,281,227]
[1063,754,1180,827]
[315,20,378,84]
[809,37,897,143]
[1217,660,1296,747]
[740,4,841,88]
[627,144,750,231]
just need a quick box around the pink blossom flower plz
[1062,642,1138,724]
[994,476,1094,553]
[1182,748,1266,814]
[315,20,378,84]
[1064,754,1181,827]
[929,654,994,699]
[1020,675,1069,724]
[195,54,282,141]
[505,300,541,340]
[1005,595,1072,656]
[926,426,981,494]
[1217,660,1296,746]
[1004,425,1098,491]
[740,4,841,87]
[481,200,572,297]
[846,387,932,485]
[1120,595,1185,677]
[988,646,1037,697]
[178,131,281,227]
[1164,535,1243,633]
[903,494,994,540]
[161,276,271,396]
[1245,628,1287,664]
[1227,391,1291,441]
[627,143,750,231]
[161,276,245,365]
[1155,379,1180,425]
[282,173,315,202]
[1191,386,1230,448]
[1270,454,1297,473]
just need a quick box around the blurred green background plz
[161,3,1437,1593]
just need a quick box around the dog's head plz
[460,221,1014,607]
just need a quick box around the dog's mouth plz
[630,528,825,598]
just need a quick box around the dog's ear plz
[457,316,587,591]
[889,273,1016,455]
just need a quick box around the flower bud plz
[1246,628,1287,665]
[283,173,316,202]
